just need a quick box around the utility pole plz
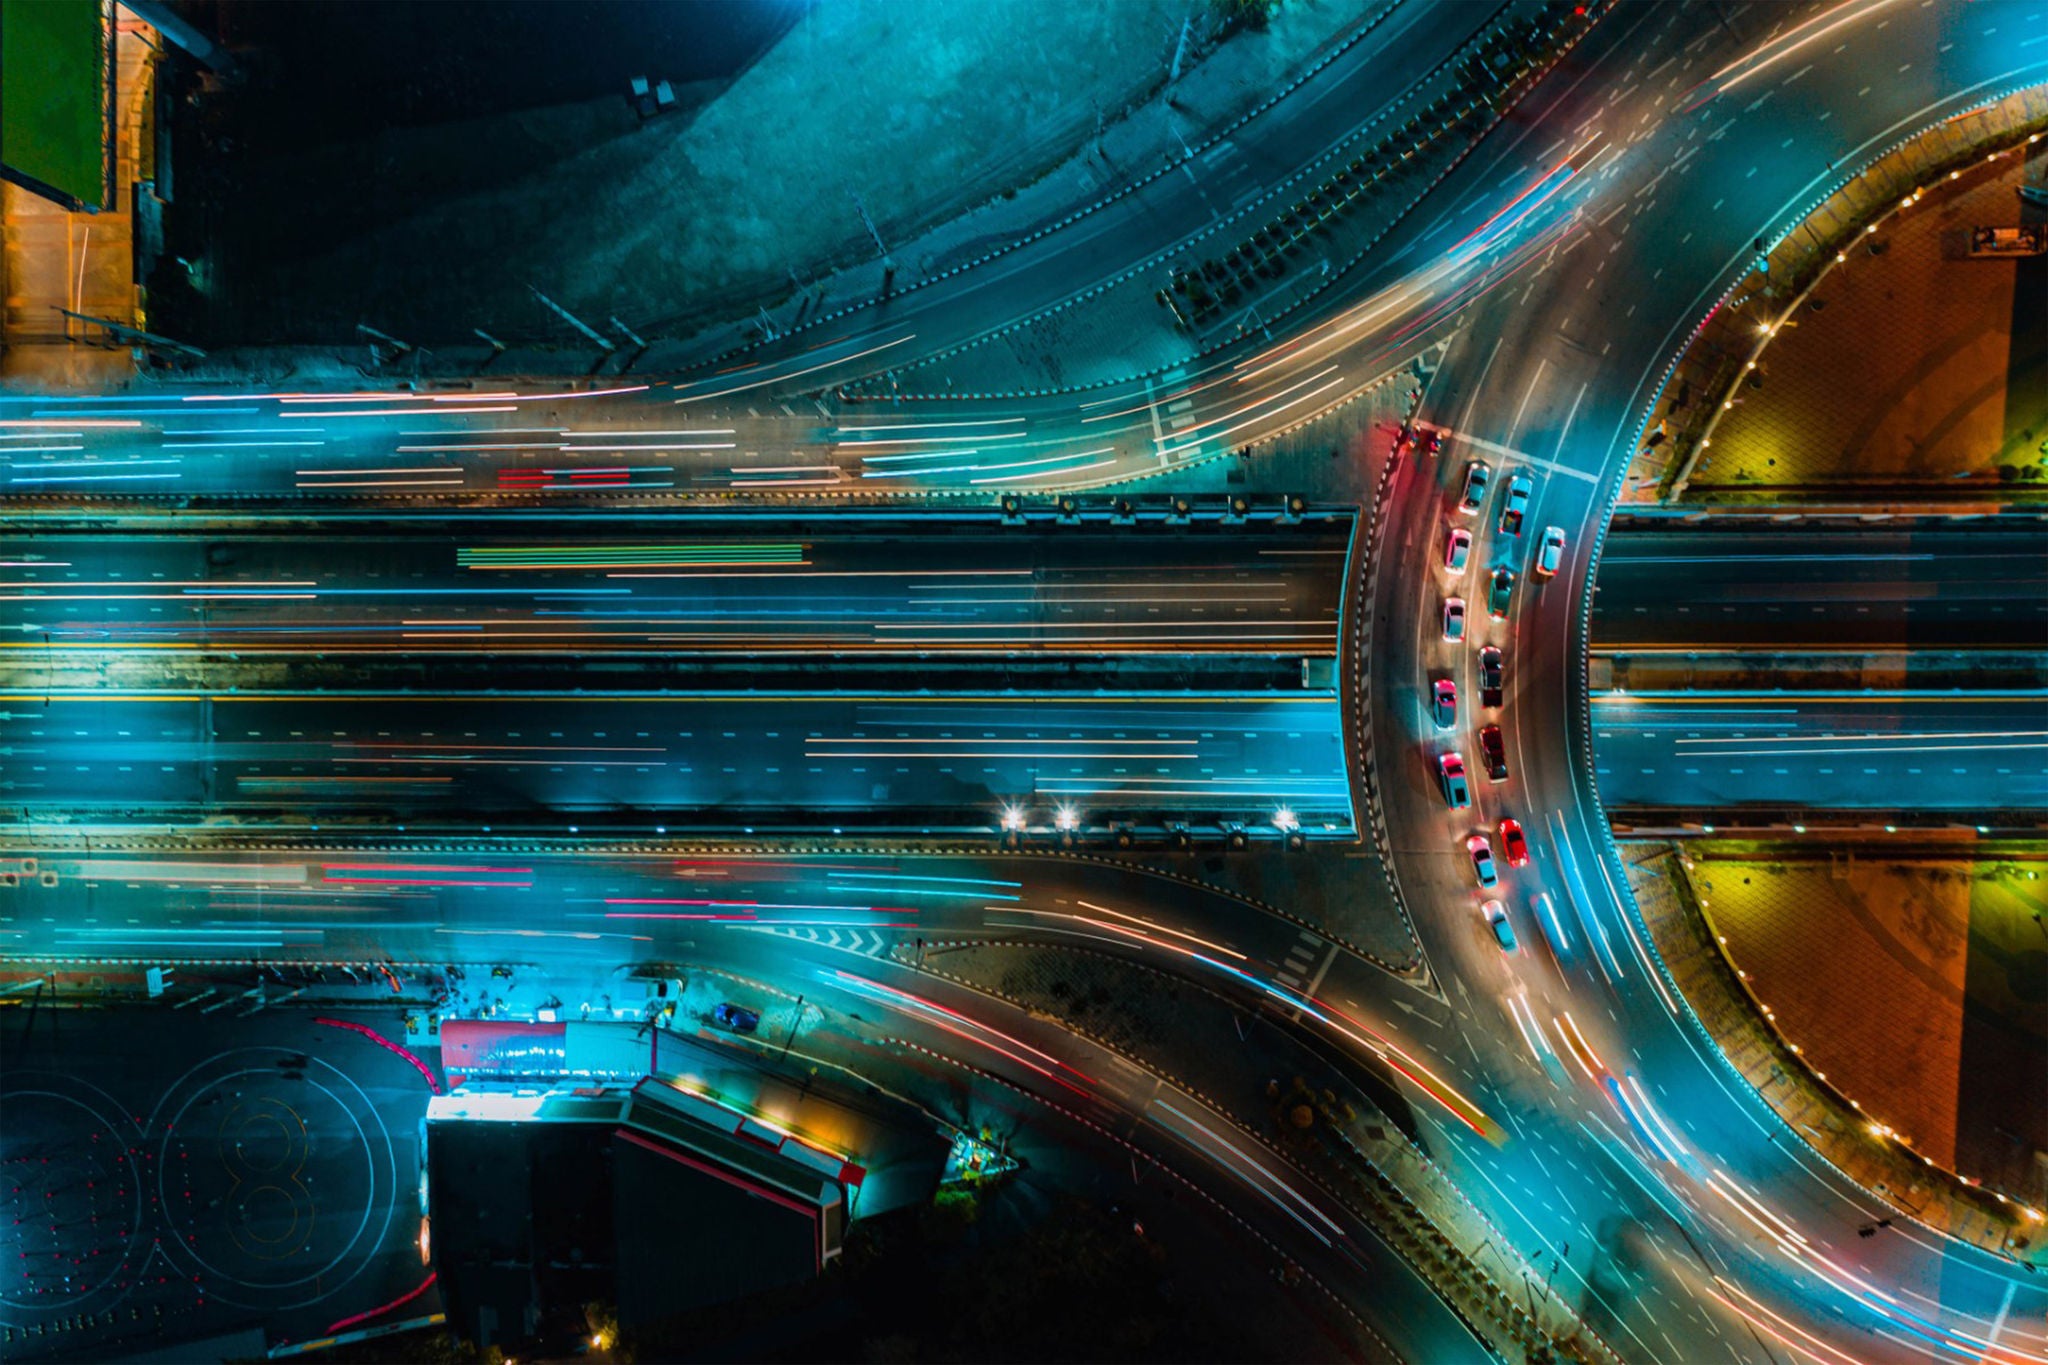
[1168,11,1193,85]
[849,193,895,291]
[529,285,615,351]
[780,994,807,1061]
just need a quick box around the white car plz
[1498,472,1533,536]
[1458,461,1491,514]
[1443,527,1472,575]
[1443,597,1466,643]
[1467,835,1499,889]
[1535,525,1567,577]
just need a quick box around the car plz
[1536,525,1566,577]
[711,1002,760,1033]
[1432,679,1458,729]
[1421,427,1444,457]
[1479,724,1508,782]
[1458,461,1491,514]
[1478,647,1504,708]
[1443,526,1472,575]
[1442,597,1466,643]
[1488,566,1516,618]
[1483,899,1517,952]
[1438,752,1470,809]
[1498,472,1533,535]
[1499,817,1529,866]
[1467,835,1498,888]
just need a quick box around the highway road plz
[0,692,1353,834]
[1,520,1348,658]
[1591,692,2048,812]
[5,0,2048,1361]
[1594,520,2048,650]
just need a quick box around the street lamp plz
[1272,806,1300,834]
[1054,805,1080,833]
[1000,804,1027,833]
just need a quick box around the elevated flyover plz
[0,507,1360,838]
[1591,514,2046,827]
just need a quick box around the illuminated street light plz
[999,804,1027,833]
[1054,805,1080,833]
[1272,806,1300,834]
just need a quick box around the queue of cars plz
[1433,445,1569,958]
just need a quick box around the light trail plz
[972,458,1117,485]
[1504,993,1555,1071]
[824,967,1095,1095]
[1154,1098,1347,1245]
[1072,898,1246,959]
[281,407,519,418]
[8,470,181,484]
[0,419,145,428]
[1707,0,1909,94]
[1153,373,1349,460]
[832,419,1026,434]
[675,333,917,401]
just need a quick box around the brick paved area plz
[1620,86,2048,502]
[1694,853,1973,1164]
[1690,151,2046,491]
[1625,843,2042,1261]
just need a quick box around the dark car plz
[1479,647,1504,708]
[711,1002,760,1033]
[1438,752,1471,809]
[1479,724,1508,782]
[1488,566,1516,619]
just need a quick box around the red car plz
[1499,818,1529,867]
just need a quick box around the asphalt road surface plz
[2,520,1350,657]
[0,692,1353,834]
[1594,521,2048,650]
[1590,692,2046,811]
[6,1,2048,1363]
